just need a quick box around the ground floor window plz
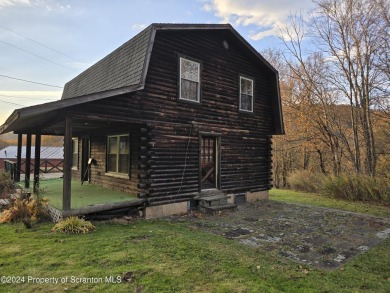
[107,134,129,174]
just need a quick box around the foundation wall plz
[144,201,189,219]
[245,190,269,202]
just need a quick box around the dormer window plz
[239,76,254,112]
[179,57,200,103]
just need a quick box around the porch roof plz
[0,83,143,135]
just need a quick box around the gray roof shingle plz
[61,25,152,100]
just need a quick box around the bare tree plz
[278,14,349,175]
[279,0,389,177]
[314,0,390,176]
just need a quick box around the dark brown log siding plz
[144,30,274,199]
[66,30,275,200]
[70,128,142,196]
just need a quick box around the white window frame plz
[179,57,200,103]
[106,134,130,175]
[71,138,78,170]
[239,76,254,113]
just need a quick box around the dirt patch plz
[168,200,390,269]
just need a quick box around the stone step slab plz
[199,203,238,215]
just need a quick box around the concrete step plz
[200,194,230,202]
[199,194,230,207]
[199,203,237,215]
[193,190,237,215]
[198,189,225,197]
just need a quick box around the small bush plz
[0,171,14,198]
[52,216,95,234]
[287,170,324,193]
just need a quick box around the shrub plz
[322,174,389,202]
[287,170,324,193]
[287,171,389,203]
[0,194,50,228]
[0,171,14,198]
[52,216,95,234]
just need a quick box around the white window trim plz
[239,76,254,113]
[179,57,200,103]
[106,134,130,175]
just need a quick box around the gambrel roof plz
[0,23,284,135]
[62,25,153,100]
[61,23,280,101]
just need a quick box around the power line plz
[0,74,63,88]
[0,40,72,70]
[0,100,23,107]
[0,25,81,63]
[0,94,59,101]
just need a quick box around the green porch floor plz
[37,179,137,210]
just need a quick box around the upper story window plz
[107,134,129,174]
[239,76,254,112]
[179,57,200,103]
[72,138,78,169]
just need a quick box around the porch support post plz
[63,116,72,211]
[25,134,32,189]
[16,133,22,182]
[33,133,41,194]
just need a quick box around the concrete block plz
[246,190,269,202]
[227,194,235,204]
[144,201,188,219]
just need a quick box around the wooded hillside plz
[267,0,389,187]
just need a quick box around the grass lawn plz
[1,190,389,292]
[38,179,137,210]
[0,220,389,292]
[270,188,390,218]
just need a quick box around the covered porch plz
[38,178,143,221]
[40,178,138,209]
[0,93,152,220]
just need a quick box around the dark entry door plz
[201,136,217,190]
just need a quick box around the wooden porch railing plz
[3,159,63,181]
[4,160,17,180]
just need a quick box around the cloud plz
[0,0,30,8]
[202,0,313,40]
[0,90,62,99]
[0,0,71,12]
[131,24,147,31]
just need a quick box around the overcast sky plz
[0,0,313,125]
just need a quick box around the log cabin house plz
[0,23,284,219]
